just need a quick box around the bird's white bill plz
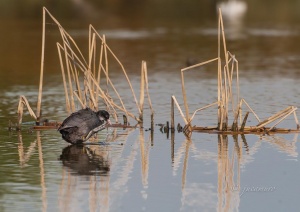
[107,119,111,126]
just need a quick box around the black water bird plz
[58,108,111,144]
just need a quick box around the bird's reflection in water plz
[60,144,110,175]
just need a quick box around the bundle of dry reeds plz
[171,9,299,136]
[17,7,153,128]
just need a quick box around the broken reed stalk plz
[171,96,175,131]
[231,98,243,131]
[293,110,300,129]
[256,106,293,128]
[18,96,37,126]
[142,61,154,115]
[138,61,154,123]
[267,106,297,132]
[239,111,249,131]
[171,95,188,125]
[241,99,260,122]
[181,57,219,125]
[189,101,219,123]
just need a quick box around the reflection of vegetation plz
[174,134,298,210]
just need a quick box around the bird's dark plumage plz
[58,108,110,144]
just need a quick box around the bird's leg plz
[84,123,107,141]
[84,131,94,141]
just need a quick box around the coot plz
[58,108,110,144]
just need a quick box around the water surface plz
[1,1,300,212]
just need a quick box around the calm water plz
[1,1,300,212]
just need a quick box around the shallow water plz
[1,1,300,212]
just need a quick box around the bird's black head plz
[97,110,110,121]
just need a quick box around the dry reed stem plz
[223,66,229,129]
[72,62,83,106]
[58,30,132,123]
[58,20,144,123]
[218,58,222,129]
[181,70,190,122]
[171,97,175,130]
[239,111,250,131]
[181,57,219,123]
[58,44,86,107]
[103,35,109,95]
[18,96,37,125]
[142,61,154,115]
[89,25,141,114]
[99,64,128,118]
[94,39,104,109]
[57,43,71,114]
[219,9,230,88]
[36,8,46,124]
[228,52,240,106]
[139,62,145,121]
[172,8,299,134]
[189,101,219,123]
[90,74,140,122]
[37,7,146,126]
[217,13,222,129]
[267,107,297,132]
[44,8,87,65]
[83,79,98,109]
[256,106,293,128]
[60,29,76,112]
[73,91,85,108]
[293,110,299,129]
[231,100,242,131]
[88,33,96,107]
[241,99,261,122]
[171,95,188,125]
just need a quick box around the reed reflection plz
[17,131,37,167]
[59,144,111,212]
[17,131,47,212]
[175,133,299,211]
[217,135,241,212]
